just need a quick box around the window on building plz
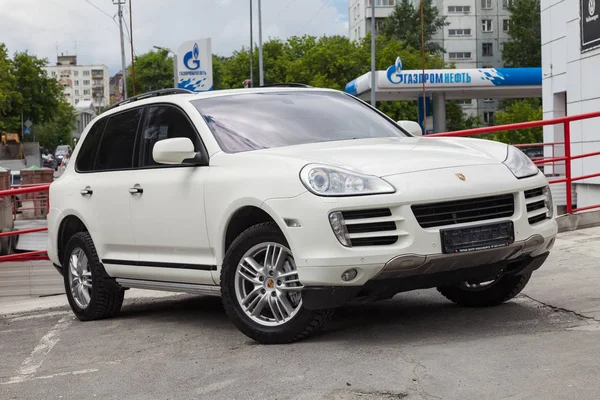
[481,0,493,9]
[482,19,493,32]
[376,19,385,32]
[448,52,472,59]
[448,5,471,12]
[74,80,79,86]
[95,108,143,171]
[483,111,495,125]
[503,19,510,32]
[84,89,91,95]
[483,98,495,103]
[455,99,473,105]
[502,0,512,8]
[83,80,90,86]
[51,71,56,77]
[74,71,79,77]
[75,99,79,104]
[368,0,396,5]
[83,70,90,76]
[449,28,472,36]
[75,90,80,95]
[482,42,493,56]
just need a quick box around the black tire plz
[63,232,124,321]
[221,222,334,344]
[438,272,532,307]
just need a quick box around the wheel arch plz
[220,202,290,264]
[57,214,90,266]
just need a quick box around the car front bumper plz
[262,164,558,293]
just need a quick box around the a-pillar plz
[433,92,447,133]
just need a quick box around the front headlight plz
[299,164,395,196]
[503,145,539,179]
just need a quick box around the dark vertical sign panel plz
[582,0,600,51]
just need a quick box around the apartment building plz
[43,55,110,114]
[348,0,512,118]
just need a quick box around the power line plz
[264,0,298,27]
[83,0,118,26]
[297,0,333,34]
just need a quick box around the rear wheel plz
[63,232,124,321]
[221,222,334,344]
[438,273,532,307]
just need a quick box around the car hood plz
[260,137,509,177]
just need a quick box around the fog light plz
[341,268,358,282]
[329,211,351,247]
[543,186,554,218]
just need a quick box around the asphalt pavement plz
[1,227,600,400]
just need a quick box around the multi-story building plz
[43,55,110,114]
[348,0,512,118]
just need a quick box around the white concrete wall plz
[542,0,600,208]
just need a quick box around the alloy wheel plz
[68,247,93,309]
[234,242,303,327]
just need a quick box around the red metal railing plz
[430,110,600,214]
[0,184,50,262]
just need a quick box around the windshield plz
[56,146,69,154]
[192,91,410,153]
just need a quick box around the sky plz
[0,0,349,74]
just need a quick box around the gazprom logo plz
[386,56,403,84]
[183,43,201,70]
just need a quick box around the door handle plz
[80,187,93,196]
[129,187,143,194]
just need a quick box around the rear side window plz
[95,108,143,171]
[138,105,200,167]
[76,118,107,172]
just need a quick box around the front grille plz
[411,194,515,229]
[338,208,398,246]
[525,187,551,224]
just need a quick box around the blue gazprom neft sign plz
[388,70,473,84]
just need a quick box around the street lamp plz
[153,45,178,89]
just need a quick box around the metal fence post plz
[564,121,573,213]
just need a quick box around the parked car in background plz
[54,145,72,170]
[47,87,558,344]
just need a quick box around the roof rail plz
[259,83,313,88]
[106,88,193,111]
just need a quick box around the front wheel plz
[438,273,532,307]
[63,232,124,321]
[221,222,334,344]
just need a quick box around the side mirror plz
[397,120,423,136]
[153,137,202,165]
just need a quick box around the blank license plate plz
[440,221,515,254]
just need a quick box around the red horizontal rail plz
[0,250,49,262]
[573,204,600,213]
[0,227,47,237]
[514,142,564,147]
[0,185,50,197]
[431,110,600,137]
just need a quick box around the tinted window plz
[138,105,200,167]
[192,91,409,153]
[95,108,143,171]
[76,118,107,172]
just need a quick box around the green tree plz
[502,0,541,67]
[0,45,65,136]
[446,101,481,131]
[35,100,76,151]
[489,99,542,144]
[127,49,175,94]
[380,0,447,54]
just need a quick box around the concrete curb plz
[557,210,600,232]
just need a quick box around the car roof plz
[100,87,340,118]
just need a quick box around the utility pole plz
[129,0,136,95]
[114,0,128,99]
[250,0,254,87]
[370,0,376,107]
[258,0,264,86]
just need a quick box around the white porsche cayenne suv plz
[48,87,557,344]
